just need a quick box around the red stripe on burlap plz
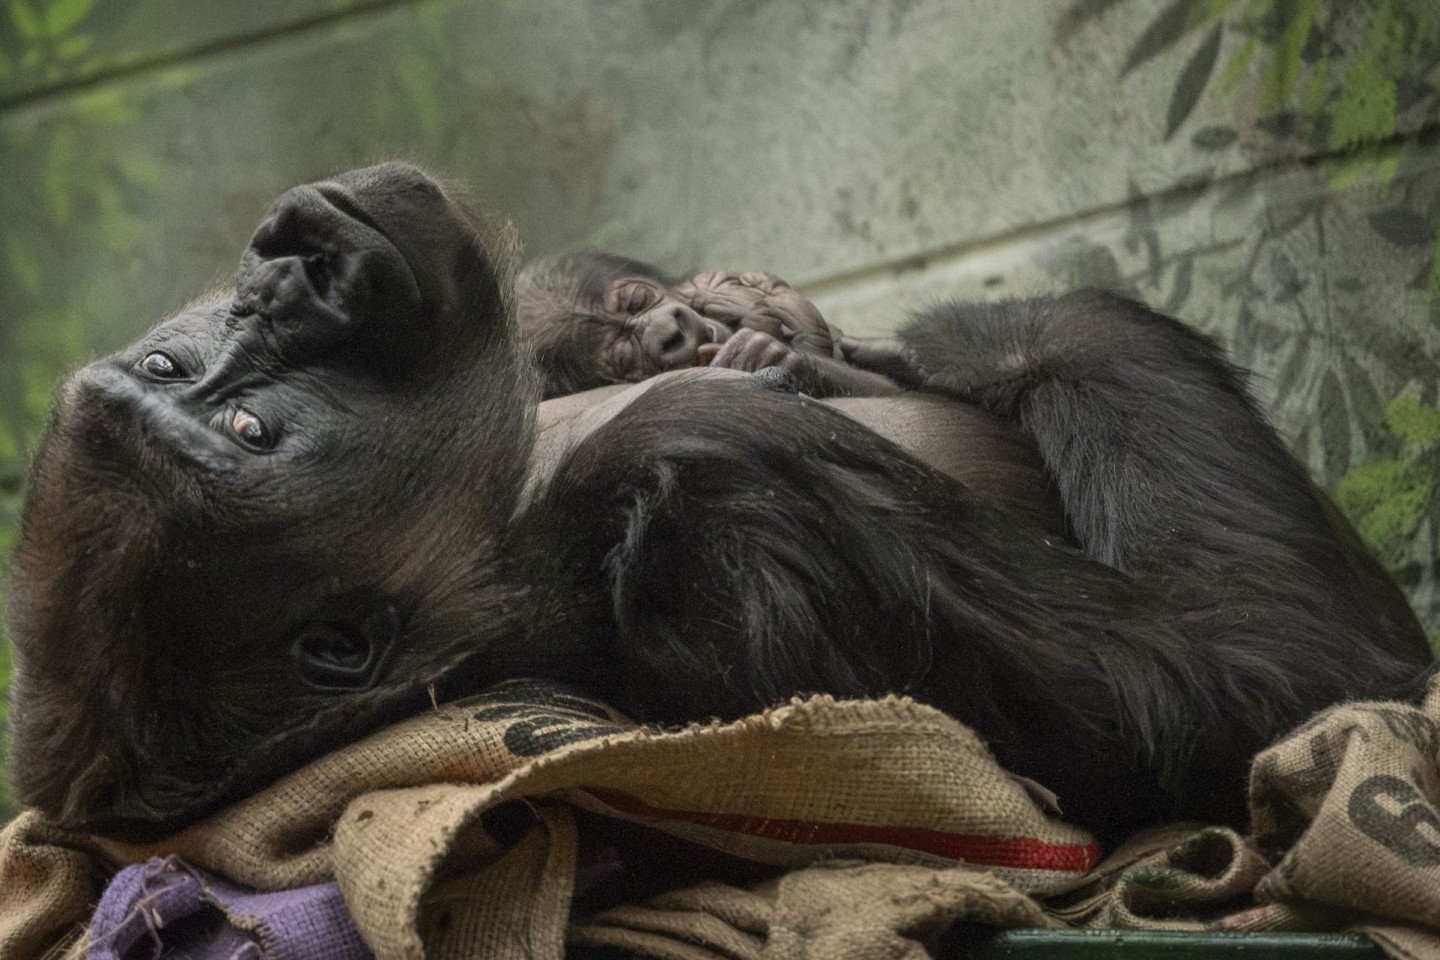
[583,787,1100,873]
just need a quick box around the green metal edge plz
[965,930,1385,960]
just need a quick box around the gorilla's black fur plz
[7,164,1430,846]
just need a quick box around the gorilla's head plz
[7,163,536,838]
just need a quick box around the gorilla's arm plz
[899,292,1431,697]
[519,376,1212,841]
[528,369,1065,534]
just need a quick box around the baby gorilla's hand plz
[676,270,839,359]
[701,328,819,385]
[701,330,907,399]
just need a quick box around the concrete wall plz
[1,0,1438,808]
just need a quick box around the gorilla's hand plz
[839,336,928,388]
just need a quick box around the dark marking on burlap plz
[1347,774,1440,866]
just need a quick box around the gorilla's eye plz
[611,281,658,315]
[626,287,654,313]
[231,408,273,449]
[138,352,184,380]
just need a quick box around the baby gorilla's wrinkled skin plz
[515,251,903,399]
[674,269,839,358]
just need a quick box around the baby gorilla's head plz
[515,251,837,398]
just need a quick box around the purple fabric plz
[89,856,372,960]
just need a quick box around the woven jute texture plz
[0,812,100,960]
[2,676,1438,960]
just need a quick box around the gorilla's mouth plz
[235,181,424,365]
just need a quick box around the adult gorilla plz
[6,163,1430,847]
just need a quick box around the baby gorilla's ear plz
[234,180,423,366]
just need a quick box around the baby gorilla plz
[516,251,902,398]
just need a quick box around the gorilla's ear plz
[291,597,402,691]
[235,182,423,365]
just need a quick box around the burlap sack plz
[560,673,1440,959]
[1031,674,1440,953]
[5,675,1439,959]
[571,861,1056,960]
[1041,825,1274,930]
[0,812,100,960]
[0,680,1095,959]
[1245,676,1440,945]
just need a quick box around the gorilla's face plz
[7,163,536,839]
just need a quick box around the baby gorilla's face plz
[674,270,837,359]
[591,274,733,381]
[515,252,843,398]
[590,270,841,383]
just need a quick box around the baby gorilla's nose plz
[640,302,707,369]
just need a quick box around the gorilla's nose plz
[642,303,708,368]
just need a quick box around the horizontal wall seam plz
[797,124,1440,298]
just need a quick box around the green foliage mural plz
[1333,396,1440,653]
[1062,0,1440,301]
[1110,0,1440,286]
[0,0,102,92]
[1061,0,1440,651]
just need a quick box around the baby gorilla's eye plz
[138,352,184,380]
[627,286,655,312]
[231,408,273,449]
[611,280,658,315]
